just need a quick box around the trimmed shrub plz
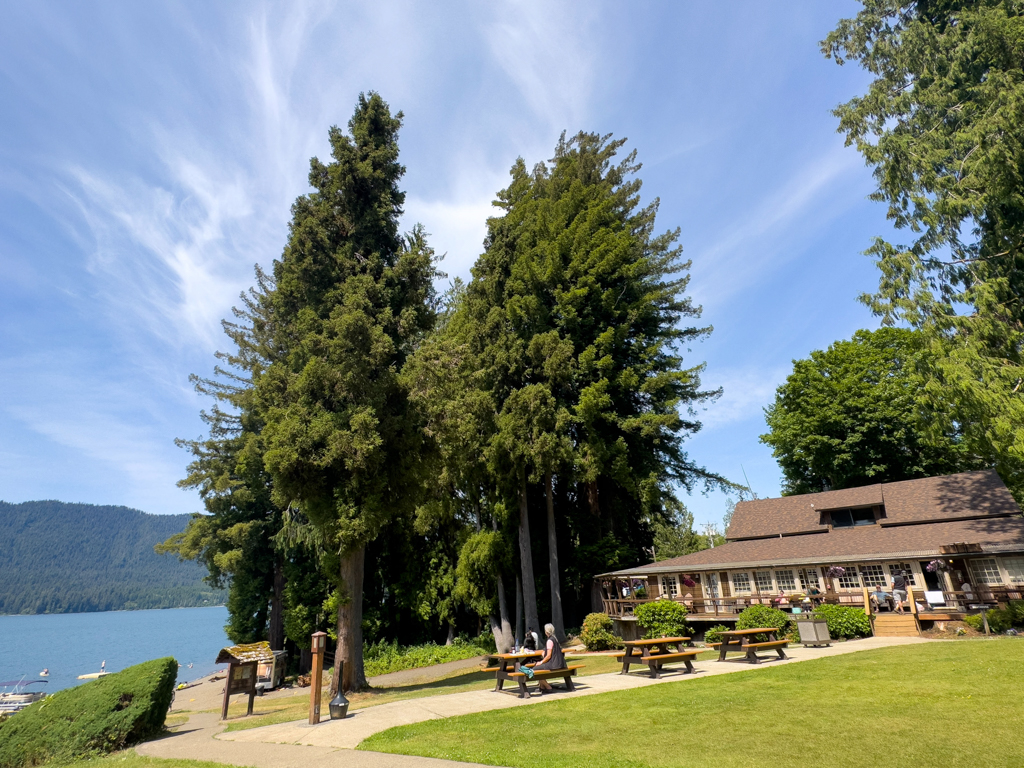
[813,604,871,638]
[580,613,621,651]
[634,600,691,639]
[703,625,730,645]
[0,657,177,768]
[736,604,793,641]
[1007,600,1024,627]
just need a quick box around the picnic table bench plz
[490,652,583,698]
[716,628,789,664]
[616,637,698,678]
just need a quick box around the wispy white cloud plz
[699,365,789,430]
[690,148,863,310]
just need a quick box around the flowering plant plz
[825,566,846,578]
[682,577,696,588]
[926,559,952,573]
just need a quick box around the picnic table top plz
[721,627,779,637]
[621,637,690,646]
[493,651,544,660]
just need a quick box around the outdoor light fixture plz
[329,661,350,719]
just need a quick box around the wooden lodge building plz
[597,470,1024,637]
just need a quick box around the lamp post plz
[308,631,327,725]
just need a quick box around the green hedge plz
[736,604,794,641]
[703,625,730,645]
[963,608,1014,634]
[0,657,177,768]
[580,613,621,651]
[633,600,691,639]
[814,604,872,638]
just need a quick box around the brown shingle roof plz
[724,470,1017,539]
[601,515,1024,575]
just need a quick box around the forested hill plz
[0,500,224,615]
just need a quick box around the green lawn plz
[360,640,1024,768]
[61,753,247,768]
[221,652,668,731]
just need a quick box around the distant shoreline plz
[0,604,227,618]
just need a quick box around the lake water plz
[0,606,230,694]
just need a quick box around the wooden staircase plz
[872,613,921,637]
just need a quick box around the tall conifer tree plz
[255,94,438,691]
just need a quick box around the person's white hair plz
[544,623,555,637]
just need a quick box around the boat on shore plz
[0,678,48,714]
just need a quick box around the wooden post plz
[908,584,918,615]
[309,631,327,725]
[221,662,234,720]
[862,587,871,616]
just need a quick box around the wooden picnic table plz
[489,651,582,698]
[716,627,789,664]
[617,636,699,678]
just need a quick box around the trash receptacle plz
[796,617,831,647]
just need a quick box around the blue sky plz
[0,1,895,528]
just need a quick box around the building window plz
[754,571,774,593]
[888,563,918,587]
[971,558,1002,586]
[836,569,861,589]
[1002,557,1024,585]
[800,568,821,591]
[731,572,751,594]
[661,576,678,597]
[830,508,876,528]
[774,570,796,591]
[859,564,887,588]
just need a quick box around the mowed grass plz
[62,752,248,768]
[221,652,714,732]
[360,640,1024,768]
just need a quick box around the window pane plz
[971,558,1002,586]
[853,509,876,526]
[774,570,796,591]
[1003,558,1024,585]
[888,563,918,587]
[732,572,751,593]
[754,571,774,592]
[837,569,861,589]
[831,510,854,528]
[661,576,678,597]
[799,568,821,590]
[860,564,887,587]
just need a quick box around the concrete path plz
[140,636,928,766]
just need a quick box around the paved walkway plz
[139,636,928,766]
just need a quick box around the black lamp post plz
[329,660,350,719]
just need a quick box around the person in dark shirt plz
[532,623,567,693]
[891,571,908,614]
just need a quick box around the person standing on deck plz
[891,571,908,614]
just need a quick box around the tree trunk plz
[515,574,524,647]
[268,558,285,651]
[491,572,514,652]
[518,477,540,636]
[591,578,605,614]
[333,544,366,694]
[445,623,455,646]
[545,471,565,641]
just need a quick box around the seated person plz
[533,623,567,693]
[870,585,891,611]
[776,590,790,608]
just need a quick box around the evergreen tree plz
[823,1,1024,499]
[254,94,439,691]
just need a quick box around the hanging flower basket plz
[682,577,696,588]
[926,559,953,573]
[825,565,846,578]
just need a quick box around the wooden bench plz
[640,650,700,679]
[741,640,789,663]
[503,665,583,698]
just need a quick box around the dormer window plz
[830,507,877,528]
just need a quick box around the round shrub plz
[703,624,730,645]
[634,599,691,639]
[963,608,1013,634]
[580,612,621,651]
[736,604,793,640]
[813,604,871,638]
